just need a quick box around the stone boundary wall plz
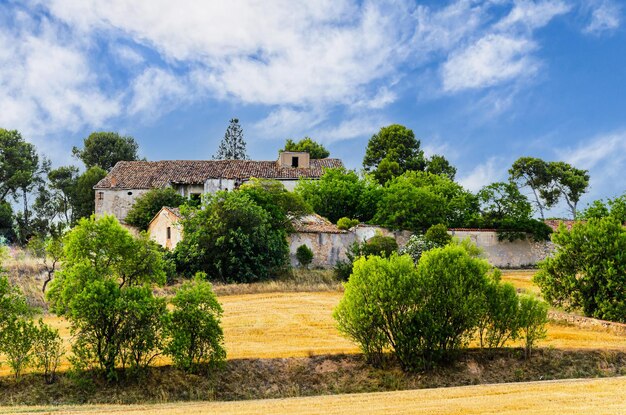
[549,310,626,336]
[289,227,554,269]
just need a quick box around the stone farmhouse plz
[94,151,343,223]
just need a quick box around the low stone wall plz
[289,227,553,269]
[449,229,553,268]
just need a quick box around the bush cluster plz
[333,233,398,280]
[334,243,548,371]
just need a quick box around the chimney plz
[110,176,118,187]
[277,151,310,169]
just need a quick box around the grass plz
[500,269,542,296]
[2,289,623,377]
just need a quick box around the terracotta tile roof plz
[94,159,343,189]
[291,214,346,234]
[543,219,580,232]
[165,206,181,218]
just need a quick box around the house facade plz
[94,152,343,222]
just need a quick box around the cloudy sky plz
[1,0,625,216]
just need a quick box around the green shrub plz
[2,319,37,380]
[337,217,359,230]
[174,191,288,283]
[165,273,226,373]
[361,234,398,257]
[517,295,548,358]
[424,223,452,246]
[477,276,521,348]
[124,187,186,230]
[296,244,314,269]
[399,234,436,264]
[535,217,626,322]
[33,320,64,384]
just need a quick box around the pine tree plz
[213,118,249,160]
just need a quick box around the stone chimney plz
[110,176,118,187]
[278,151,310,169]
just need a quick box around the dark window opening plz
[292,156,299,167]
[98,192,104,200]
[127,191,133,196]
[166,227,171,240]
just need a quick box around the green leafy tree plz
[477,276,520,348]
[0,129,40,202]
[424,223,452,246]
[2,318,37,380]
[535,217,626,322]
[361,234,398,257]
[46,215,166,379]
[27,236,64,292]
[296,168,381,223]
[373,171,479,231]
[174,191,288,282]
[281,137,330,159]
[72,132,140,171]
[46,166,80,225]
[363,124,426,184]
[425,154,456,181]
[33,320,64,384]
[295,244,314,269]
[509,157,557,220]
[165,274,225,373]
[239,178,311,231]
[125,188,187,230]
[72,166,107,222]
[213,118,248,160]
[517,295,548,358]
[547,161,589,219]
[478,182,533,223]
[0,201,16,242]
[580,195,626,222]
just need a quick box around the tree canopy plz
[213,118,248,160]
[363,124,426,184]
[72,166,107,223]
[281,137,330,159]
[125,187,187,230]
[295,168,381,223]
[72,132,140,171]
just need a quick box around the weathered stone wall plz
[95,189,150,222]
[449,229,553,268]
[148,209,183,250]
[289,227,553,269]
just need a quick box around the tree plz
[165,273,225,373]
[46,215,167,379]
[33,320,64,384]
[509,157,556,220]
[296,245,314,269]
[534,217,626,322]
[363,124,426,184]
[580,194,626,222]
[213,118,248,160]
[373,171,479,231]
[295,168,381,223]
[0,129,40,202]
[72,132,140,171]
[239,178,311,231]
[125,187,187,230]
[517,295,548,358]
[478,182,533,223]
[72,166,107,222]
[174,191,288,282]
[2,318,37,380]
[425,154,456,181]
[0,201,16,242]
[27,236,63,292]
[281,137,330,159]
[47,166,80,226]
[547,162,589,219]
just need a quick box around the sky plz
[1,0,625,217]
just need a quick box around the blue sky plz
[1,0,625,217]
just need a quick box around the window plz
[127,191,133,196]
[292,156,299,167]
[98,192,104,200]
[166,227,171,240]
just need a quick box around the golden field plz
[1,280,624,376]
[3,376,626,415]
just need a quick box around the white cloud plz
[313,116,386,143]
[495,0,571,31]
[128,68,190,117]
[441,34,538,92]
[458,157,507,192]
[0,14,120,137]
[583,0,621,34]
[558,130,626,199]
[253,107,326,139]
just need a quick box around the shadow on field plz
[1,348,625,406]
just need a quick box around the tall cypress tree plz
[213,118,249,160]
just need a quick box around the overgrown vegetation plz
[335,243,549,372]
[124,188,187,230]
[535,217,626,323]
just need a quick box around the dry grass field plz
[500,269,542,295]
[2,284,623,376]
[4,376,625,415]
